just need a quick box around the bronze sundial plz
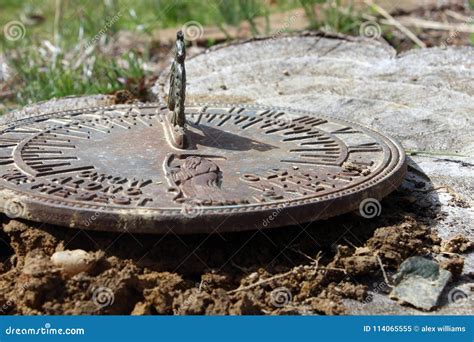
[0,32,406,234]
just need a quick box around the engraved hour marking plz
[77,123,109,134]
[26,142,75,149]
[300,154,338,159]
[301,141,337,145]
[234,116,248,124]
[265,124,294,134]
[348,142,382,153]
[281,159,340,166]
[135,115,152,127]
[11,129,41,134]
[241,118,263,129]
[30,162,72,170]
[49,118,76,125]
[331,126,360,134]
[107,119,130,130]
[283,134,322,142]
[0,137,21,147]
[217,115,231,126]
[34,165,95,177]
[206,113,217,123]
[195,111,204,125]
[290,147,339,152]
[40,134,71,142]
[22,156,78,161]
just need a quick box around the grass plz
[4,0,468,111]
[299,0,361,34]
[405,150,470,158]
[1,0,313,109]
[2,0,321,109]
[0,0,294,49]
[8,48,147,104]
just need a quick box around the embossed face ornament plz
[0,32,406,234]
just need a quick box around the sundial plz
[0,32,406,234]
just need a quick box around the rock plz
[390,256,452,310]
[152,32,473,315]
[51,249,95,276]
[155,32,474,156]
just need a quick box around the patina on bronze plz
[0,33,407,234]
[166,30,187,149]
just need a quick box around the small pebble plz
[51,249,94,276]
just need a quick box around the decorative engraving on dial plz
[164,154,246,205]
[0,103,406,233]
[241,167,365,203]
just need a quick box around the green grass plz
[0,0,297,49]
[1,0,310,109]
[0,0,373,110]
[8,49,147,105]
[405,150,470,158]
[299,0,361,34]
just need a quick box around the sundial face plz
[0,103,406,234]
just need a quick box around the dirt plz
[441,235,474,254]
[0,174,468,316]
[440,255,465,279]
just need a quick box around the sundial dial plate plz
[0,103,406,234]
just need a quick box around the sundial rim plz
[0,102,406,234]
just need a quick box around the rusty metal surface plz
[0,103,406,234]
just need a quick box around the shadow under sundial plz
[15,158,442,279]
[0,157,456,315]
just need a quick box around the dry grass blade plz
[364,0,427,48]
[383,16,474,33]
[444,10,471,22]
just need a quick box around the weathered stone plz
[390,256,452,310]
[51,249,95,276]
